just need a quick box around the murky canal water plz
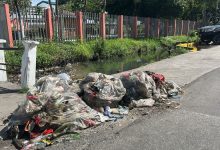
[68,52,167,79]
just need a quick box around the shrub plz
[5,36,195,72]
[161,35,199,47]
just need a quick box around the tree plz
[175,0,220,19]
[106,0,182,18]
[58,0,105,12]
[57,0,220,23]
[11,0,31,39]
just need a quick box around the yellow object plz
[41,139,53,145]
[176,42,198,52]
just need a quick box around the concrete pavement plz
[0,82,24,130]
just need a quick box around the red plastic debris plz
[151,73,165,82]
[27,95,38,101]
[42,129,54,135]
[34,116,41,125]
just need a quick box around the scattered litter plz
[1,71,182,149]
[120,71,182,107]
[111,106,129,115]
[2,74,108,149]
[57,73,71,82]
[131,98,155,107]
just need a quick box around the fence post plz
[187,20,190,35]
[133,16,138,38]
[166,19,169,36]
[100,12,106,39]
[144,18,148,38]
[76,11,83,42]
[118,15,123,39]
[21,41,39,88]
[157,19,160,38]
[193,21,196,30]
[0,4,13,47]
[181,20,184,35]
[174,19,177,36]
[45,8,53,41]
[147,17,151,37]
[0,39,7,82]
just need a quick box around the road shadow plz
[0,86,20,94]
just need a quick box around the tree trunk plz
[14,0,24,40]
[56,0,58,15]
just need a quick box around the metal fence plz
[182,20,189,35]
[159,19,167,37]
[123,16,133,38]
[137,17,145,38]
[10,6,48,46]
[106,14,118,39]
[149,18,158,38]
[53,11,77,42]
[83,12,100,41]
[6,5,197,44]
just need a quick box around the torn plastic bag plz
[36,76,69,94]
[6,75,108,141]
[130,98,155,107]
[81,73,126,108]
[165,81,183,97]
[45,92,108,129]
[80,72,102,86]
[57,73,71,82]
[120,71,159,102]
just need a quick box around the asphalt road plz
[85,68,220,150]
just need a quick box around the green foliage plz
[2,0,31,9]
[5,36,197,72]
[106,0,182,18]
[36,42,94,68]
[18,87,29,93]
[59,0,105,12]
[176,0,219,20]
[161,35,199,47]
[144,39,161,51]
[5,50,23,73]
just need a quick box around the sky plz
[32,0,55,6]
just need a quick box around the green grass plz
[161,33,200,47]
[5,35,198,72]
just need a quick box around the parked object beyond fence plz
[0,3,197,47]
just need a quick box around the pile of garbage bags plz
[80,73,126,108]
[1,71,182,149]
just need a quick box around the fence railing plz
[1,4,197,47]
[83,12,100,41]
[53,10,77,42]
[10,6,48,46]
[106,14,118,39]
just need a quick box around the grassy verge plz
[5,35,198,72]
[161,31,200,47]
